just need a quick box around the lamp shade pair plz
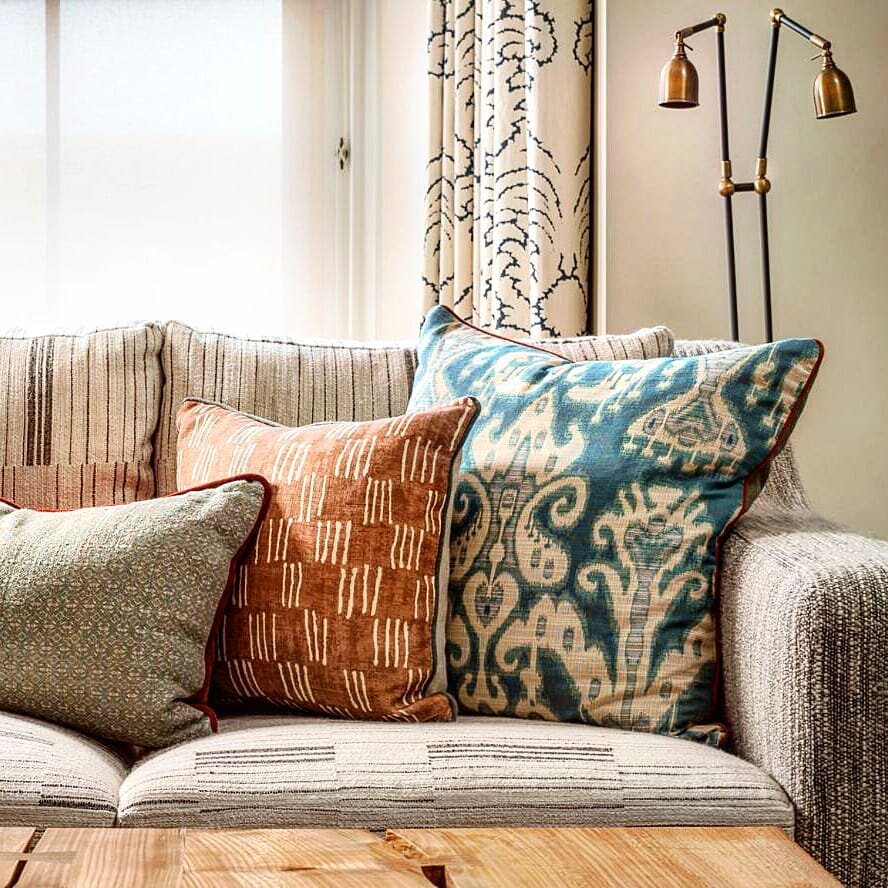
[658,38,856,119]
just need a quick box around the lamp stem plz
[715,27,739,341]
[758,193,774,342]
[759,23,780,158]
[756,21,780,342]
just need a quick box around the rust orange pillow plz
[175,397,479,722]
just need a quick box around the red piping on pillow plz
[178,474,272,731]
[430,304,573,362]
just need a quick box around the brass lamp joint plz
[754,157,771,194]
[816,47,837,68]
[718,160,735,197]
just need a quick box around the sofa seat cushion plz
[0,712,129,827]
[117,715,793,831]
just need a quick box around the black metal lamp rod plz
[754,10,833,341]
[670,15,740,340]
[667,9,850,343]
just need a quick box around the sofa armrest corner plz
[719,505,888,886]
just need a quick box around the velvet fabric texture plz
[408,306,823,744]
[175,397,480,722]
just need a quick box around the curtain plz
[424,0,593,337]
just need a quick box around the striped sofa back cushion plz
[0,323,163,509]
[155,322,675,496]
[154,323,420,496]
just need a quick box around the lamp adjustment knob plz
[718,161,735,197]
[754,176,771,194]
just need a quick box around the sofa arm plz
[720,504,888,886]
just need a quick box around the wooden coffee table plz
[0,825,840,886]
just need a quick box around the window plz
[0,0,427,339]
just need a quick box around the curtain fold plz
[425,0,592,337]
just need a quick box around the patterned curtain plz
[424,0,593,338]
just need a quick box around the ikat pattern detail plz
[425,0,593,336]
[175,397,480,722]
[408,306,823,744]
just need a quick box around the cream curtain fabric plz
[425,0,593,337]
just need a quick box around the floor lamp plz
[658,8,856,342]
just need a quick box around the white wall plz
[599,0,888,538]
[372,0,428,341]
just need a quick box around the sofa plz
[0,321,884,887]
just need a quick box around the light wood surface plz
[0,827,36,887]
[180,829,428,887]
[386,826,843,887]
[14,829,181,888]
[0,827,429,887]
[0,825,840,886]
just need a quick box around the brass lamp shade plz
[813,52,856,118]
[659,43,699,108]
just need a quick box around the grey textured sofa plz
[0,325,883,888]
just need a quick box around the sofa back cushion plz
[0,323,163,509]
[154,323,420,496]
[154,322,674,496]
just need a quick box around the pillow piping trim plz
[177,474,273,731]
[422,400,481,715]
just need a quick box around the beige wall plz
[598,0,888,538]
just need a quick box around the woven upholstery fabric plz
[0,478,268,748]
[408,306,823,744]
[0,711,128,827]
[155,323,421,496]
[154,321,674,495]
[720,505,888,887]
[175,398,479,721]
[117,714,793,830]
[0,323,163,509]
[529,326,674,362]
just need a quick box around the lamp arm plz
[771,8,830,51]
[676,14,725,41]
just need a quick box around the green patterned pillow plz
[0,477,269,748]
[408,307,823,745]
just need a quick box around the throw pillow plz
[0,323,163,509]
[0,477,269,748]
[175,396,480,721]
[154,321,673,495]
[408,305,823,745]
